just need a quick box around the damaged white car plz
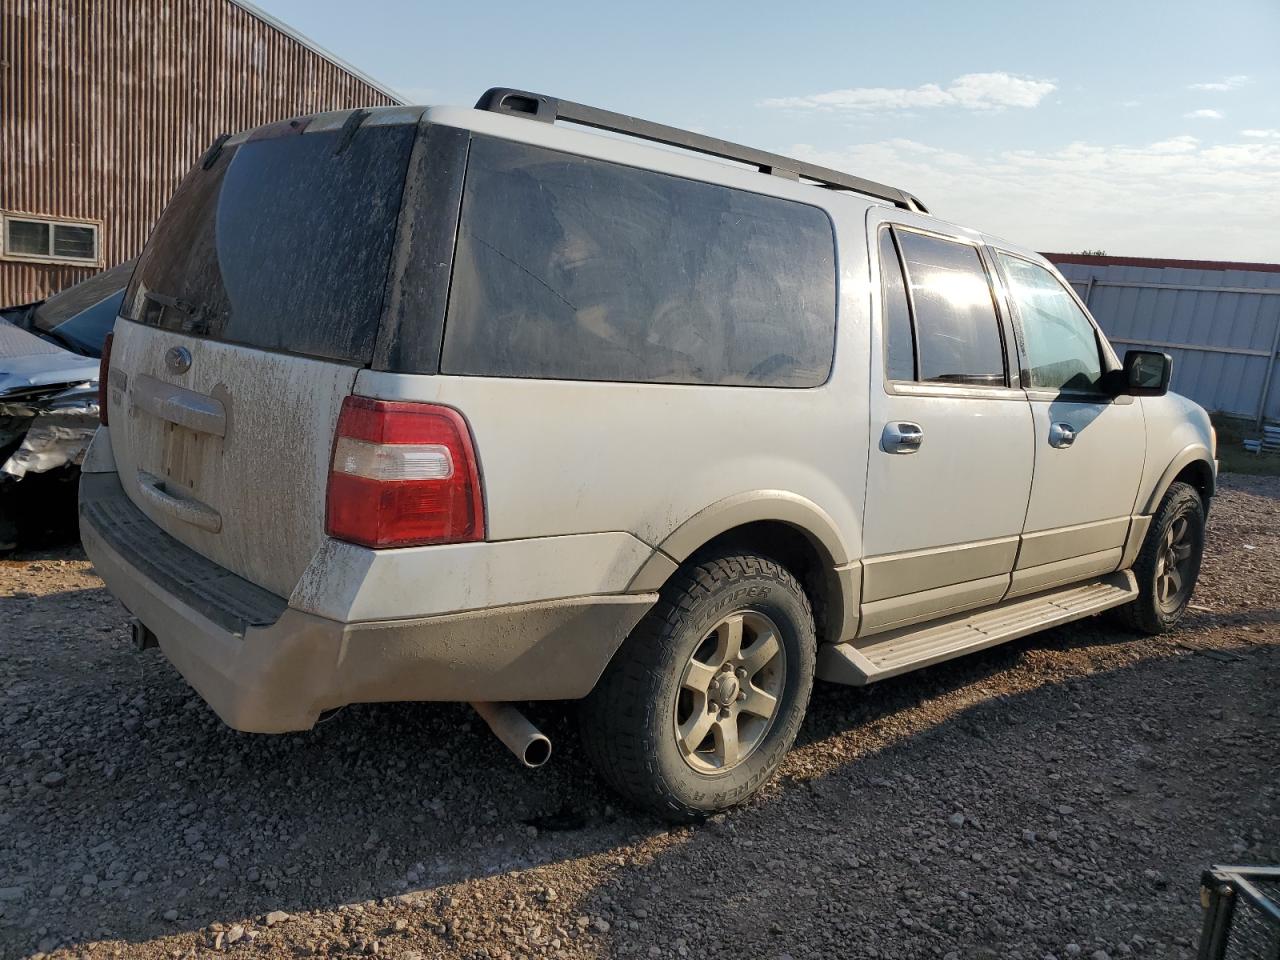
[0,261,131,552]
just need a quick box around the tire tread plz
[579,552,814,821]
[1117,481,1204,635]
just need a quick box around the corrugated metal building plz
[1047,254,1280,425]
[1,0,403,307]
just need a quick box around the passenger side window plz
[894,230,1006,386]
[878,228,915,381]
[998,254,1104,393]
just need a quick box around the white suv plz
[80,89,1217,820]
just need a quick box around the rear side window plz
[441,136,837,387]
[878,228,915,381]
[894,230,1005,386]
[123,123,416,363]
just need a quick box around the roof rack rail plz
[474,87,928,214]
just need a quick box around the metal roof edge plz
[1043,252,1280,275]
[224,0,408,105]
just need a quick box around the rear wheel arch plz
[628,493,856,645]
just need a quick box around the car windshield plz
[33,289,124,357]
[30,260,134,357]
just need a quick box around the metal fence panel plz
[1197,867,1280,959]
[1052,258,1280,423]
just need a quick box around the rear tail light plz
[325,396,485,548]
[97,331,114,426]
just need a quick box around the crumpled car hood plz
[1,319,101,479]
[0,319,99,396]
[1,382,99,479]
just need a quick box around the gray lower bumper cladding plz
[79,472,657,733]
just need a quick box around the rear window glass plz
[441,136,837,387]
[122,123,415,364]
[895,230,1005,386]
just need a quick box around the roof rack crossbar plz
[474,87,928,213]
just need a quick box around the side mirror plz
[1120,349,1172,397]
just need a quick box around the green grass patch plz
[1211,413,1280,476]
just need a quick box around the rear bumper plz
[80,472,656,732]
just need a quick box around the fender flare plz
[655,490,852,567]
[627,491,859,643]
[1142,443,1215,514]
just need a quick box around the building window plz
[2,212,101,265]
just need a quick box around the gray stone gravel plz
[0,475,1276,959]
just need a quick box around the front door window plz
[998,254,1105,394]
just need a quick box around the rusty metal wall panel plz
[1,0,399,306]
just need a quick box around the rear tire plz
[580,552,815,822]
[1118,481,1205,634]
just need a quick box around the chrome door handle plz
[1049,422,1076,448]
[881,421,924,454]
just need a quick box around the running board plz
[817,571,1138,686]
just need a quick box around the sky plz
[254,0,1280,261]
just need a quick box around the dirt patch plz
[1,476,1276,959]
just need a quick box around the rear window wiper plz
[142,291,209,335]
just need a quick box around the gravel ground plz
[1,475,1276,960]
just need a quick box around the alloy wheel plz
[1155,512,1197,612]
[673,610,786,773]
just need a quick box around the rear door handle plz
[1049,422,1076,448]
[881,421,924,454]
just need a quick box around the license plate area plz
[160,422,211,493]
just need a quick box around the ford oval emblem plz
[165,346,192,374]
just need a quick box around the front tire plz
[580,552,816,821]
[1118,481,1206,634]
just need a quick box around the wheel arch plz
[628,492,859,645]
[1142,444,1216,515]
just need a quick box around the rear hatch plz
[108,111,419,598]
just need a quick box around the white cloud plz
[1185,109,1225,120]
[1148,135,1201,154]
[1189,75,1250,91]
[1242,129,1280,139]
[787,134,1280,260]
[760,72,1055,113]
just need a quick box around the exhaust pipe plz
[470,701,552,768]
